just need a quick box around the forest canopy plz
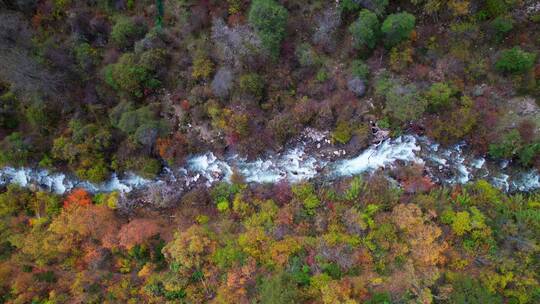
[0,0,539,303]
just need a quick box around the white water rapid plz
[0,132,539,195]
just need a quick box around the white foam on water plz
[471,157,486,169]
[0,167,29,187]
[448,143,471,184]
[455,156,470,184]
[275,147,322,182]
[231,147,323,184]
[37,172,73,194]
[492,174,510,192]
[70,172,152,194]
[333,135,421,177]
[0,167,152,194]
[430,155,447,166]
[50,174,72,194]
[77,181,99,193]
[188,152,233,184]
[12,168,30,187]
[99,174,132,193]
[511,170,540,192]
[122,173,152,188]
[236,159,283,183]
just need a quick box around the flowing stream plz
[0,130,539,195]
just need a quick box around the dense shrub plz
[448,275,503,304]
[366,292,393,304]
[248,0,288,58]
[51,120,113,183]
[485,0,508,18]
[138,48,167,72]
[518,143,540,166]
[110,17,147,49]
[74,42,99,72]
[24,98,53,132]
[340,0,388,15]
[339,0,361,13]
[0,185,32,216]
[315,68,328,82]
[375,74,425,123]
[427,96,477,144]
[425,82,453,111]
[0,89,18,129]
[75,159,110,184]
[349,9,380,50]
[490,16,513,41]
[258,273,300,304]
[0,132,31,166]
[351,60,370,80]
[332,121,353,144]
[191,54,214,80]
[134,157,162,178]
[239,73,264,100]
[495,47,536,74]
[104,53,160,97]
[115,104,169,147]
[488,130,522,159]
[381,12,416,48]
[389,42,413,72]
[292,182,320,213]
[488,128,540,165]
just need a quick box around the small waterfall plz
[332,135,421,177]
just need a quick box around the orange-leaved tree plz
[63,188,92,209]
[118,218,161,249]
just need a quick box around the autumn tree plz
[213,259,257,304]
[392,203,447,267]
[48,203,120,254]
[162,225,216,273]
[118,218,162,249]
[52,120,113,183]
[0,132,32,167]
[0,184,32,216]
[63,188,92,209]
[257,272,301,304]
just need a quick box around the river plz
[0,130,538,195]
